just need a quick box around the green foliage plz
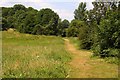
[57,19,69,37]
[2,18,8,30]
[78,25,92,49]
[22,11,37,34]
[37,8,59,26]
[13,4,26,12]
[73,1,119,63]
[2,7,11,18]
[43,9,59,35]
[66,27,78,37]
[91,2,120,58]
[104,57,119,64]
[66,20,83,37]
[74,2,87,21]
[2,4,62,36]
[62,19,69,28]
[32,24,43,35]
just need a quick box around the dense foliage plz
[2,4,68,36]
[74,1,120,59]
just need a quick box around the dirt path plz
[64,38,118,78]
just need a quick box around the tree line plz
[2,5,69,36]
[1,1,120,60]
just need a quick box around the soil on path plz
[64,38,118,78]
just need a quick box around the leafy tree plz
[66,27,78,37]
[2,7,10,18]
[13,4,26,12]
[57,19,69,36]
[90,0,119,25]
[13,10,26,29]
[7,16,15,28]
[37,8,59,26]
[37,8,59,35]
[62,19,69,28]
[67,20,83,37]
[22,11,37,33]
[74,2,87,21]
[92,2,120,57]
[2,18,8,30]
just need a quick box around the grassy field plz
[2,31,72,78]
[2,31,118,78]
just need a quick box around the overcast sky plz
[0,0,94,21]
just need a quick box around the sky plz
[0,0,94,21]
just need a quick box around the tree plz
[22,11,37,34]
[62,19,69,28]
[74,2,87,21]
[57,19,69,36]
[92,1,120,57]
[13,10,26,29]
[37,8,59,26]
[2,7,10,18]
[13,4,26,12]
[2,18,8,30]
[37,8,59,35]
[32,24,44,35]
[66,20,83,37]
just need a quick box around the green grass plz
[2,31,72,78]
[2,31,118,78]
[67,37,80,49]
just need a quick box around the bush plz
[78,23,93,49]
[66,27,78,37]
[92,10,120,58]
[66,20,85,37]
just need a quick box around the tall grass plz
[2,31,72,78]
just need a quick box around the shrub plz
[78,23,93,49]
[66,27,78,37]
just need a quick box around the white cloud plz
[54,9,74,21]
[36,2,54,9]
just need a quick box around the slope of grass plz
[2,31,72,78]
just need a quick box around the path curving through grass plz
[64,38,118,78]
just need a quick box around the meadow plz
[2,31,118,78]
[2,31,72,78]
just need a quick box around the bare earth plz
[64,38,118,78]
